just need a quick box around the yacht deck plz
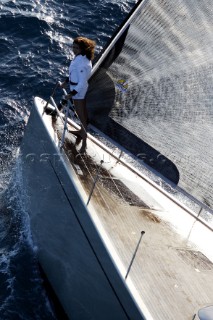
[55,116,213,320]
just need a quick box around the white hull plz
[20,97,145,319]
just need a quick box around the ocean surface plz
[0,1,136,318]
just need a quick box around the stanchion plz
[125,231,145,280]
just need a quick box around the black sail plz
[87,0,213,208]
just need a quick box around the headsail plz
[87,0,213,208]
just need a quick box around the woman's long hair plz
[73,36,96,60]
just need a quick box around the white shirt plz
[69,55,92,96]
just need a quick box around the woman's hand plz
[59,80,67,89]
[65,93,73,100]
[65,90,78,100]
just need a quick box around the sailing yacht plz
[19,0,213,319]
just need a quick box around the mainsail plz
[87,0,213,209]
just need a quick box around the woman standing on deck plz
[61,36,96,153]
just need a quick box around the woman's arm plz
[74,65,89,94]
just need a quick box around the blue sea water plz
[0,1,136,318]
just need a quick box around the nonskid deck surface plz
[51,113,213,320]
